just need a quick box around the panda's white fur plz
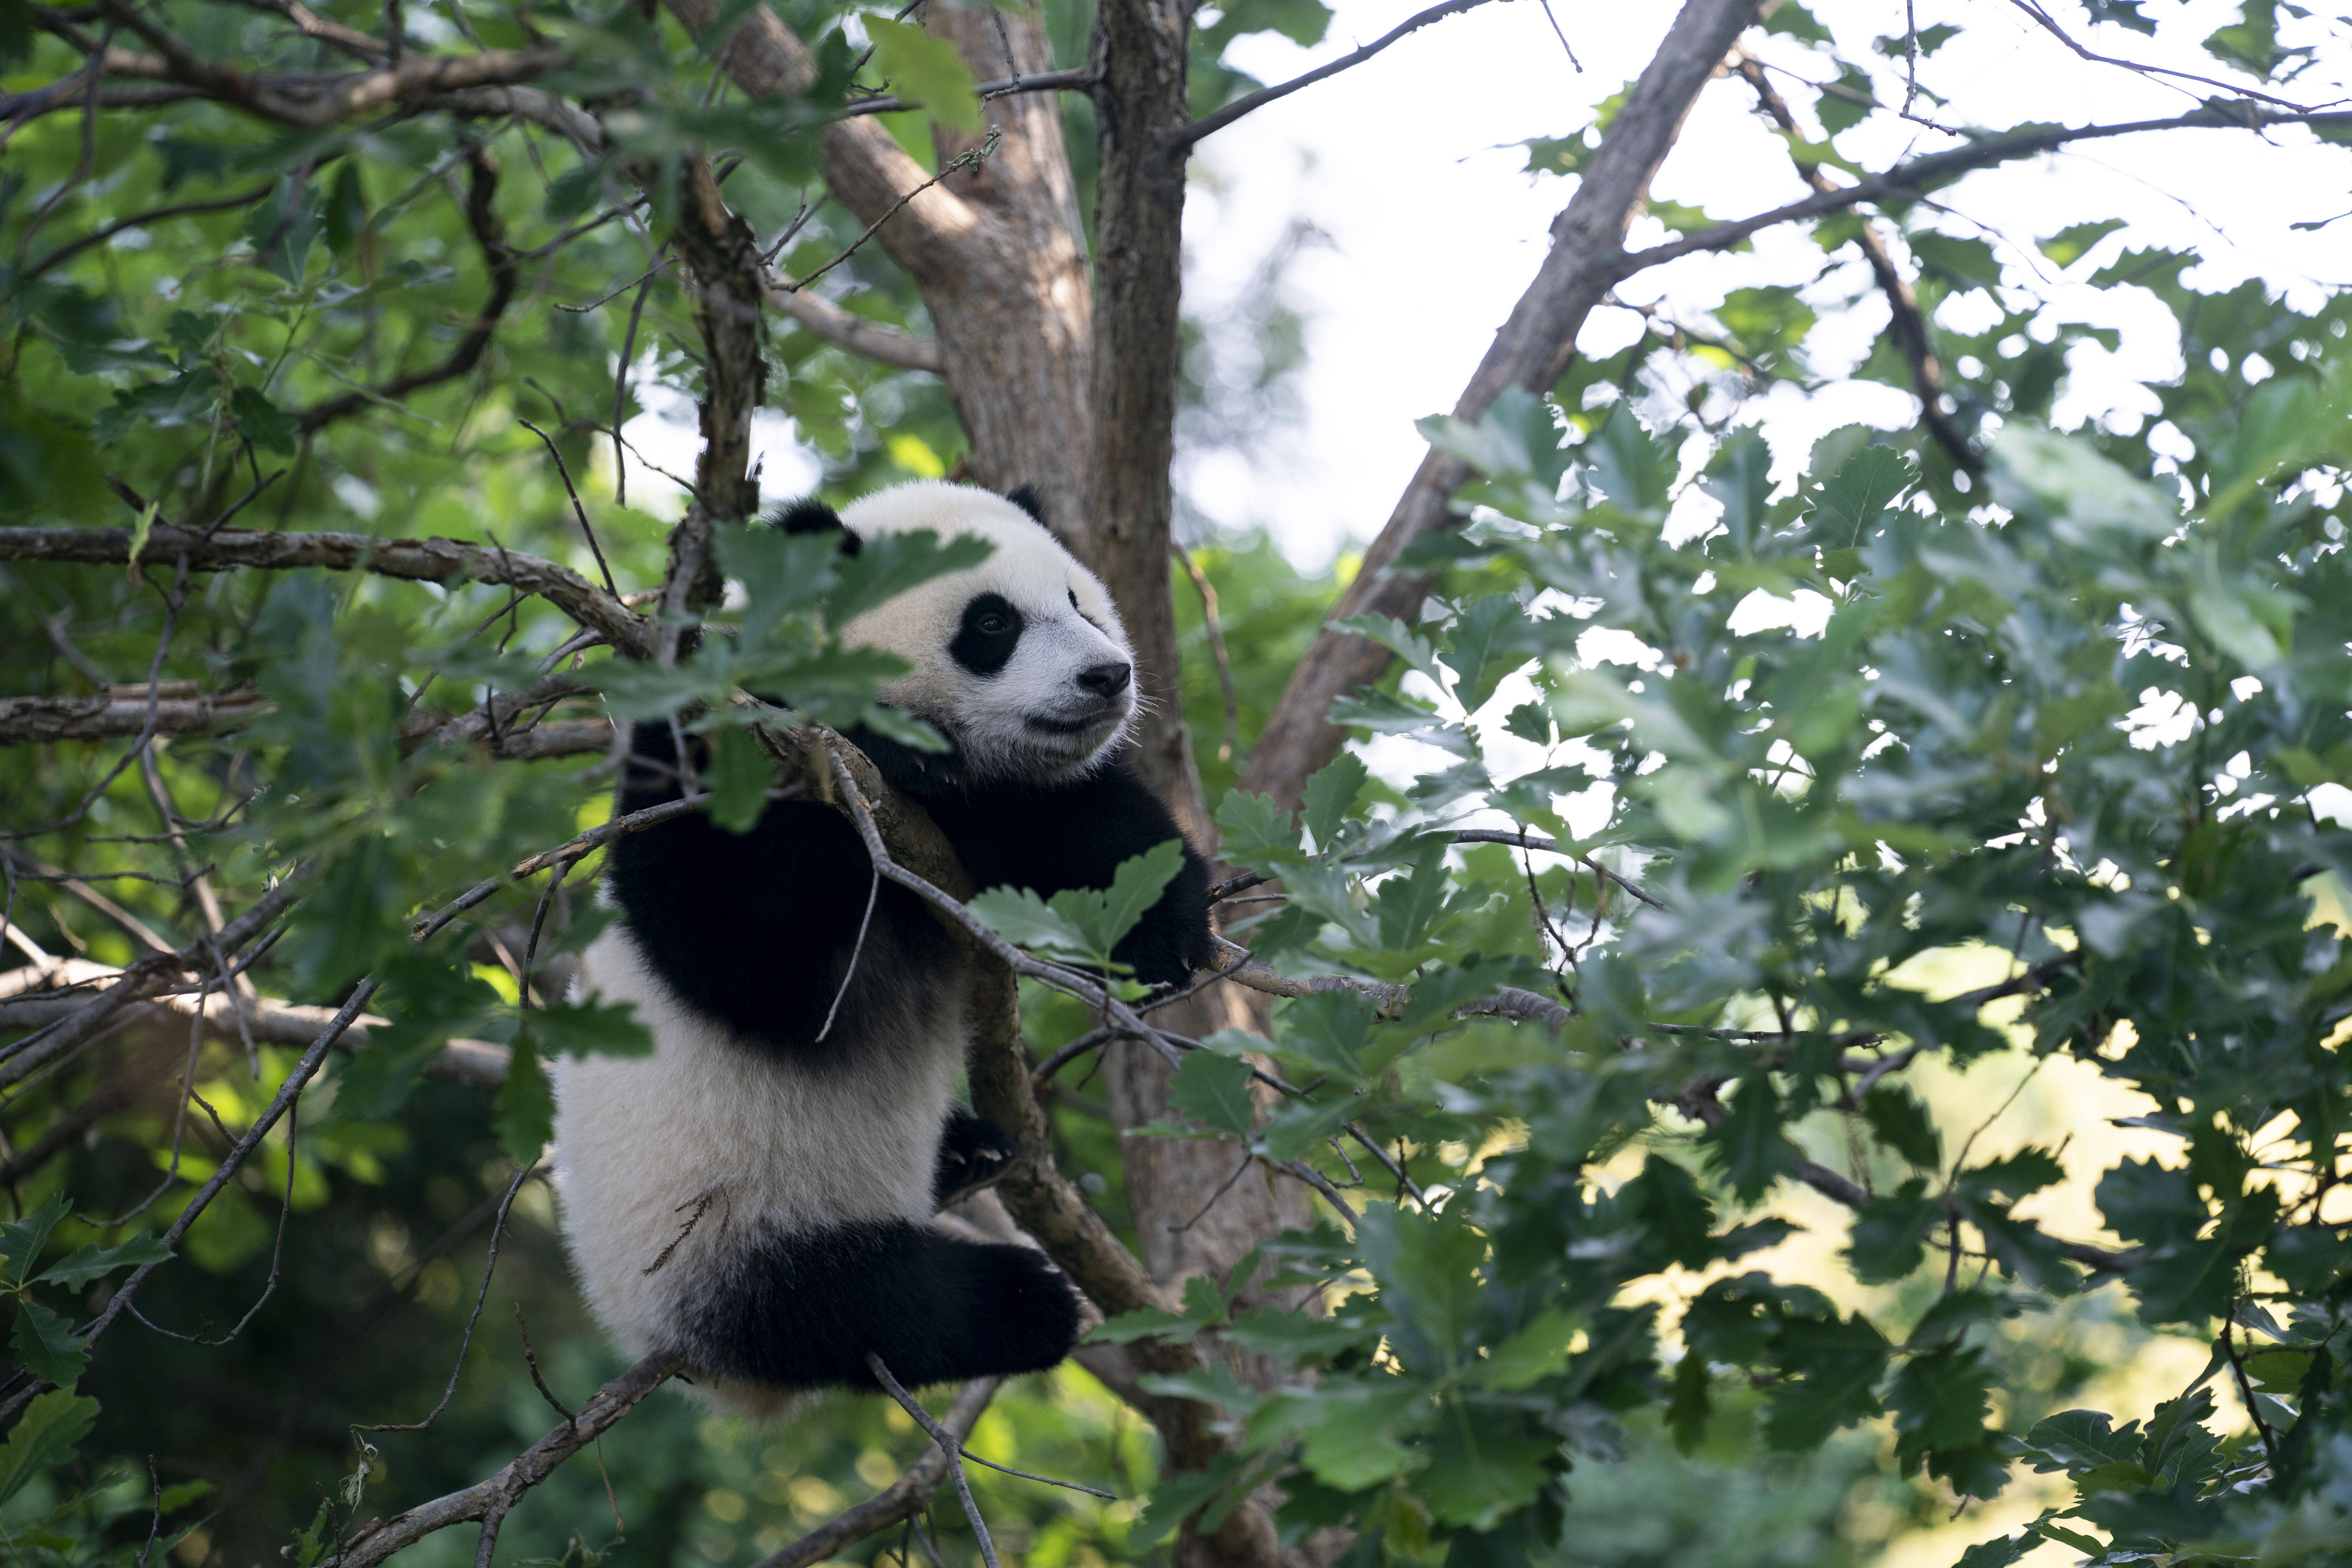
[553,925,969,1416]
[840,481,1136,782]
[549,481,1204,1414]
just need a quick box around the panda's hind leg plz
[687,1220,1079,1392]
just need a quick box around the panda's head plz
[777,481,1135,784]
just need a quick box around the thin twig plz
[356,1161,538,1433]
[864,1357,998,1568]
[2223,1307,2283,1474]
[0,975,378,1425]
[773,130,1000,296]
[1171,543,1237,764]
[515,419,620,596]
[1177,0,1504,146]
[817,863,881,1042]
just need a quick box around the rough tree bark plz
[668,0,1098,543]
[1236,0,1761,809]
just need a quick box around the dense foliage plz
[2,0,2350,1563]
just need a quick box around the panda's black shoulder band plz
[1004,484,1046,525]
[768,497,862,556]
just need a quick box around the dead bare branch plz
[324,1350,686,1568]
[0,526,650,659]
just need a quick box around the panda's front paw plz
[933,1111,1018,1210]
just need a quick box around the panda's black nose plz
[1076,661,1132,698]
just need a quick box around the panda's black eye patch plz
[950,592,1024,677]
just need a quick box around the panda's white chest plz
[551,924,966,1330]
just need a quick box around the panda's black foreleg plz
[686,1221,1080,1392]
[933,1110,1018,1210]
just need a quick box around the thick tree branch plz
[0,685,270,746]
[764,286,943,372]
[666,0,1098,534]
[62,15,564,127]
[0,867,309,1093]
[0,971,508,1088]
[0,525,649,658]
[1237,0,1761,809]
[1612,105,2352,278]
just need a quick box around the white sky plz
[1177,0,2352,565]
[621,1,2352,566]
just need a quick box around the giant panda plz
[550,479,1215,1412]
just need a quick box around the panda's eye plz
[976,611,1011,637]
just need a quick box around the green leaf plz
[1329,614,1446,686]
[9,1301,86,1387]
[2022,1408,2141,1474]
[966,886,1097,962]
[1624,1154,1717,1270]
[2038,218,2124,267]
[1300,753,1367,853]
[1956,1148,2065,1204]
[1299,1385,1427,1489]
[1888,1342,1994,1454]
[1763,1314,1890,1448]
[1225,1306,1381,1360]
[1167,1051,1257,1138]
[1087,1307,1205,1346]
[1861,1085,1942,1170]
[494,1036,554,1165]
[522,1000,652,1060]
[1704,1071,1804,1203]
[34,1234,172,1291]
[1475,1309,1579,1392]
[1097,840,1186,954]
[1909,233,2002,292]
[229,385,299,456]
[705,724,774,833]
[1847,1183,1940,1282]
[1359,1202,1487,1365]
[863,18,982,132]
[1214,789,1302,865]
[1445,595,1539,713]
[826,527,995,625]
[1271,993,1375,1087]
[2124,1237,2236,1326]
[0,1390,99,1506]
[0,1198,69,1291]
[1951,1534,2032,1568]
[1259,1094,1352,1161]
[1419,1406,1556,1530]
[1811,444,1915,548]
[1667,1351,1711,1454]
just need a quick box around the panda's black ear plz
[1004,485,1047,525]
[768,498,862,557]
